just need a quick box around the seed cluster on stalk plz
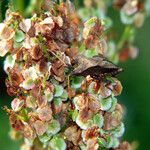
[79,0,150,63]
[0,1,133,150]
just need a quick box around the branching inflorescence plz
[0,0,145,150]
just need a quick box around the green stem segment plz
[15,0,25,13]
[25,0,44,17]
[117,26,132,52]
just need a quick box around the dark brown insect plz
[73,54,123,80]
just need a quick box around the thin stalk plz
[15,0,25,14]
[74,0,79,8]
[117,26,132,52]
[25,0,44,17]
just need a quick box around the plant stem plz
[15,0,24,13]
[117,26,132,52]
[25,0,44,17]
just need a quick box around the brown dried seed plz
[58,103,70,126]
[137,1,144,11]
[99,82,112,98]
[9,113,24,131]
[11,98,24,112]
[68,86,76,99]
[23,124,36,139]
[38,59,48,73]
[37,105,52,121]
[64,125,81,145]
[79,108,93,123]
[9,69,24,87]
[113,78,123,96]
[37,95,48,108]
[88,95,100,112]
[35,21,54,36]
[75,94,100,113]
[16,49,23,61]
[66,141,80,150]
[63,28,75,43]
[5,79,18,96]
[56,41,69,52]
[115,141,131,150]
[46,40,60,52]
[103,105,123,130]
[116,103,124,114]
[33,120,47,136]
[31,84,41,99]
[31,85,47,107]
[27,26,35,37]
[75,94,89,110]
[0,25,15,40]
[92,19,103,37]
[66,47,78,61]
[46,82,54,93]
[0,39,14,56]
[113,0,127,9]
[87,138,99,150]
[31,45,43,60]
[52,60,65,82]
[84,126,100,142]
[51,100,63,114]
[26,96,37,109]
[119,47,130,62]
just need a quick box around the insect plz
[73,54,123,81]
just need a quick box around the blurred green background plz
[0,0,150,150]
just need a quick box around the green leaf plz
[112,137,119,148]
[54,85,64,97]
[78,8,91,21]
[105,135,113,148]
[49,136,66,150]
[120,10,134,25]
[85,17,97,28]
[102,17,113,30]
[84,48,98,58]
[80,144,87,150]
[75,115,92,130]
[79,44,86,53]
[39,133,51,143]
[98,138,106,148]
[100,97,112,111]
[15,30,25,42]
[46,119,60,136]
[71,76,84,89]
[60,90,68,101]
[93,113,104,128]
[54,98,62,106]
[112,123,125,138]
[108,97,117,112]
[4,55,16,72]
[46,91,53,102]
[71,110,78,121]
[88,82,96,94]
